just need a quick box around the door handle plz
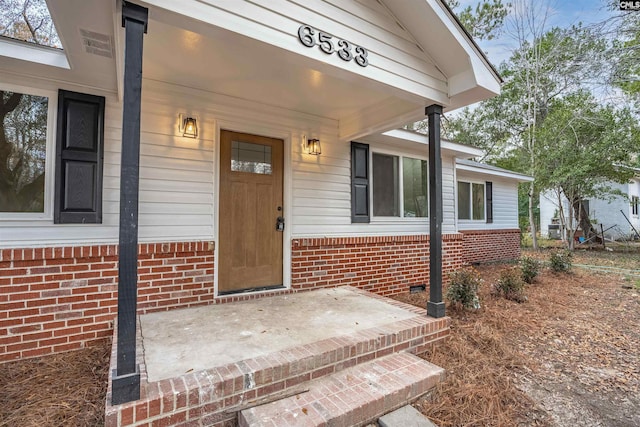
[276,216,285,232]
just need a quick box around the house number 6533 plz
[297,25,369,67]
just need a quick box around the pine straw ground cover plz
[393,261,640,427]
[1,254,639,427]
[0,339,110,427]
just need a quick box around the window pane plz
[403,157,427,217]
[0,0,62,48]
[231,140,272,174]
[372,153,399,216]
[472,183,485,220]
[457,182,470,220]
[0,91,48,212]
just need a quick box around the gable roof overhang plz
[362,129,484,158]
[383,0,502,111]
[456,159,534,182]
[0,0,500,141]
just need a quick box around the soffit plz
[0,0,117,92]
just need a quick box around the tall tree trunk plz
[556,190,567,243]
[573,200,598,244]
[567,200,575,250]
[529,181,538,249]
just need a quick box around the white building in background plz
[540,173,640,241]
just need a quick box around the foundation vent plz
[410,284,426,294]
[80,29,113,58]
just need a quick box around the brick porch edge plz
[104,287,451,427]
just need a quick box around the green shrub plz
[446,267,482,310]
[519,256,540,284]
[549,250,573,273]
[492,267,527,303]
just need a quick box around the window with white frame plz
[457,181,485,220]
[0,87,53,215]
[1,84,105,223]
[632,195,639,216]
[372,152,428,218]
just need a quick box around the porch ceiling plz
[138,13,423,140]
[142,20,398,123]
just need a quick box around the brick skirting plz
[0,242,214,362]
[291,234,465,296]
[461,229,522,263]
[2,230,518,363]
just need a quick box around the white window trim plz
[457,179,486,222]
[369,146,429,222]
[632,195,639,217]
[0,82,57,221]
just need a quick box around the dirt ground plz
[394,250,640,427]
[1,249,638,427]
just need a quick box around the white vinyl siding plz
[456,171,519,230]
[292,138,457,236]
[0,72,459,247]
[145,0,448,105]
[0,76,216,247]
[539,180,640,240]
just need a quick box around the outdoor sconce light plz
[306,138,321,155]
[179,114,198,138]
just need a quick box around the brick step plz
[239,352,444,427]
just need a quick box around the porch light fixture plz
[179,114,198,138]
[306,138,321,155]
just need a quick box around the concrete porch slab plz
[140,287,417,382]
[106,286,451,426]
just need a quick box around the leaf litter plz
[394,258,640,427]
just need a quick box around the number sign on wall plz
[297,25,369,67]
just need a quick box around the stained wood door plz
[218,130,284,294]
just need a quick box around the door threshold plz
[218,284,285,296]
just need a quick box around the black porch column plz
[112,1,148,405]
[426,104,445,318]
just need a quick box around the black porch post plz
[426,104,445,318]
[112,1,148,405]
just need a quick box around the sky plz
[462,0,617,67]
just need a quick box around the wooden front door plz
[218,130,284,294]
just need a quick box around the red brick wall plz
[291,234,465,296]
[0,242,214,363]
[2,230,519,364]
[461,229,521,264]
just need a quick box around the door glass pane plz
[472,183,485,220]
[458,182,470,220]
[403,157,428,217]
[231,141,272,174]
[373,153,399,216]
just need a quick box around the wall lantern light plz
[179,114,198,138]
[306,138,321,155]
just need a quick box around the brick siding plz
[2,230,517,364]
[291,234,465,296]
[0,242,214,363]
[461,229,522,264]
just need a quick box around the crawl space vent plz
[80,29,113,58]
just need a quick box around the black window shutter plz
[351,142,370,223]
[54,90,105,224]
[486,181,493,223]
